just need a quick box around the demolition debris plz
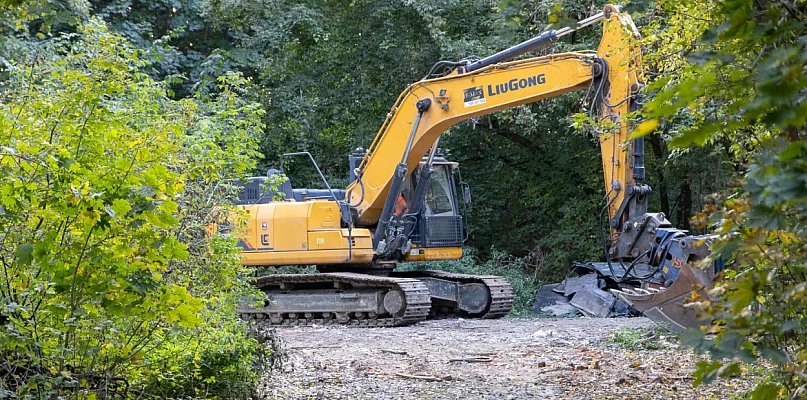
[532,261,660,318]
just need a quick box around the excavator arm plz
[350,5,646,249]
[349,53,601,225]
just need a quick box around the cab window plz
[425,167,454,216]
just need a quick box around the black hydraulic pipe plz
[630,94,646,185]
[407,137,440,218]
[372,99,432,248]
[633,137,645,185]
[406,166,432,219]
[373,163,407,248]
[465,31,559,72]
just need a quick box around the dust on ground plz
[258,317,758,399]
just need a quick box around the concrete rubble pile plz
[532,262,656,318]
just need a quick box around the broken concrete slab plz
[569,286,617,317]
[532,284,571,313]
[563,273,599,297]
[540,302,580,317]
[571,261,662,285]
[552,280,566,294]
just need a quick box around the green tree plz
[635,0,807,397]
[0,18,266,398]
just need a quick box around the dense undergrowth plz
[0,20,272,399]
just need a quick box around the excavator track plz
[392,271,514,319]
[240,273,432,327]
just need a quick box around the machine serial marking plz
[487,74,546,97]
[463,86,486,107]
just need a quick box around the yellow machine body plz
[237,200,374,265]
[236,199,462,265]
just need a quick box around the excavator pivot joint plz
[416,98,432,112]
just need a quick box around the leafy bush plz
[638,0,807,397]
[0,20,268,398]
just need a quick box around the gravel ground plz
[258,317,759,399]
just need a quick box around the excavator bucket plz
[612,263,715,332]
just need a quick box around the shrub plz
[0,20,269,398]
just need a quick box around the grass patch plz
[604,326,671,351]
[251,265,318,276]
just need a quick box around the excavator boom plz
[348,5,644,230]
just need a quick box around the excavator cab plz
[402,157,468,261]
[349,148,468,262]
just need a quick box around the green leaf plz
[693,360,721,386]
[777,140,804,162]
[686,50,718,66]
[750,382,782,400]
[728,276,757,312]
[778,320,800,333]
[693,361,741,386]
[718,362,741,378]
[15,243,33,266]
[680,328,711,352]
[759,347,789,364]
[110,198,132,217]
[700,28,719,44]
[670,123,719,148]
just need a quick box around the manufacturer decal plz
[463,86,486,108]
[487,74,546,97]
[261,221,268,230]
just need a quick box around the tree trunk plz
[648,134,670,217]
[677,181,692,231]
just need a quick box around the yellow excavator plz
[230,5,721,330]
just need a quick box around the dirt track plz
[259,317,757,399]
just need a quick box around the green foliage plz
[639,0,807,397]
[605,326,668,351]
[0,18,267,398]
